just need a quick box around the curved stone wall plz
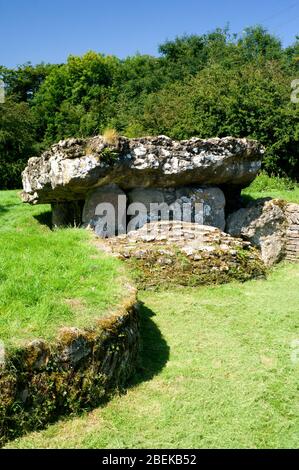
[0,288,139,446]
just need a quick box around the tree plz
[0,26,298,188]
[0,63,55,102]
[140,61,299,178]
[237,26,283,61]
[31,51,120,144]
[0,99,36,188]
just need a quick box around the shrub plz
[246,171,295,192]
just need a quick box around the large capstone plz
[21,135,264,205]
[21,134,264,236]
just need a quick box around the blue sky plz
[1,0,298,67]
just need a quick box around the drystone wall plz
[0,289,139,446]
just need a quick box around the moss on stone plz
[124,244,266,290]
[0,294,139,447]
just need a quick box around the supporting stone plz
[82,184,127,237]
[127,186,226,231]
[51,200,84,227]
[226,199,299,266]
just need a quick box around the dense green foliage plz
[0,26,298,188]
[242,171,299,203]
[0,99,36,188]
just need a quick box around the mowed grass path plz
[0,191,127,348]
[7,262,299,448]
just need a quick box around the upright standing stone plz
[127,186,225,231]
[82,184,127,237]
[52,201,84,227]
[226,198,299,265]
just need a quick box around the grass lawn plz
[243,187,299,204]
[2,179,299,448]
[0,191,128,349]
[242,172,299,204]
[6,262,299,449]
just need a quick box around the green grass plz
[0,191,128,349]
[6,262,299,449]
[242,172,299,204]
[3,182,299,448]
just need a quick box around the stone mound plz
[104,221,265,288]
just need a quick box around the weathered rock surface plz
[127,186,226,231]
[285,204,299,262]
[82,184,127,237]
[103,221,265,288]
[52,200,83,227]
[226,199,299,265]
[0,288,139,446]
[22,135,264,205]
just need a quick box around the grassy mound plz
[6,262,299,449]
[0,191,129,349]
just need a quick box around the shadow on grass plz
[0,205,8,215]
[129,302,170,387]
[34,210,52,229]
[1,301,169,447]
[0,203,19,215]
[241,194,272,207]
